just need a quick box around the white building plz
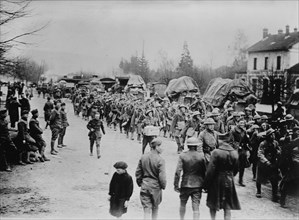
[245,25,299,104]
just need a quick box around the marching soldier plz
[87,112,105,158]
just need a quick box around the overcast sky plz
[4,1,299,77]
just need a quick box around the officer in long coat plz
[174,137,206,220]
[135,138,166,220]
[203,136,241,220]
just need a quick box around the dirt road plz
[1,92,298,219]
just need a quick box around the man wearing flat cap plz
[136,138,166,220]
[29,109,50,162]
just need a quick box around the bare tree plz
[0,0,48,73]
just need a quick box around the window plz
[264,57,268,70]
[277,56,281,70]
[296,78,299,89]
[251,77,258,94]
[253,58,257,70]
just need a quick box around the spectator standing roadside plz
[58,102,69,148]
[43,97,54,129]
[49,101,62,155]
[19,93,30,113]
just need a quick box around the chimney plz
[278,29,283,35]
[294,28,298,32]
[263,28,268,38]
[286,25,290,35]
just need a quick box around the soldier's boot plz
[90,142,94,156]
[130,132,134,140]
[50,141,58,155]
[143,208,151,220]
[41,147,50,161]
[96,147,101,159]
[193,211,200,220]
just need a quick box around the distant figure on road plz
[109,161,133,219]
[135,138,166,220]
[87,112,105,158]
[43,97,54,129]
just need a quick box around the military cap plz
[150,138,162,147]
[204,118,216,125]
[186,137,200,146]
[238,111,245,116]
[253,115,261,120]
[265,128,275,137]
[227,107,234,111]
[285,114,294,120]
[21,110,29,115]
[31,109,38,115]
[113,161,128,169]
[232,112,240,117]
[0,109,7,116]
[261,115,268,120]
[250,124,260,130]
[179,104,187,109]
[211,108,220,116]
[245,107,252,111]
[145,109,153,115]
[191,111,201,118]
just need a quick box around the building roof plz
[288,63,299,73]
[247,31,299,53]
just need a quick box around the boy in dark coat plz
[109,161,133,218]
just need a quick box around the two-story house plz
[246,25,299,104]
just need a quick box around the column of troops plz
[70,89,299,216]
